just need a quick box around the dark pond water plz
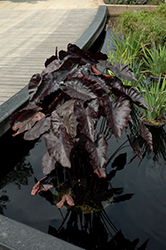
[0,25,166,250]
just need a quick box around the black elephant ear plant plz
[10,44,153,210]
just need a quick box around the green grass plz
[114,4,166,48]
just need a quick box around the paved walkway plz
[0,0,98,106]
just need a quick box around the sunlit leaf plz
[51,100,78,139]
[24,117,51,140]
[61,76,97,102]
[42,151,56,175]
[98,61,138,82]
[11,107,45,137]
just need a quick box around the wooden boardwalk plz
[0,0,98,106]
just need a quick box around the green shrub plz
[114,4,166,47]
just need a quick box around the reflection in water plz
[0,190,10,215]
[48,208,149,250]
[0,157,33,190]
[142,126,166,163]
[1,124,166,248]
[0,157,33,214]
[33,152,148,249]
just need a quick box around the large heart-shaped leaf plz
[33,72,60,103]
[11,107,45,137]
[67,43,97,64]
[74,100,97,142]
[51,111,64,136]
[51,100,78,139]
[111,80,148,110]
[85,133,108,174]
[42,151,56,175]
[61,76,97,102]
[122,85,148,110]
[102,94,131,138]
[98,61,138,82]
[139,120,153,151]
[44,127,73,168]
[24,117,51,140]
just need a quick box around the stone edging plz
[0,5,107,137]
[97,0,158,15]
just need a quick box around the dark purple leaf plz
[33,72,60,103]
[43,58,61,74]
[31,176,53,195]
[139,120,153,151]
[44,127,73,168]
[67,43,97,64]
[28,73,42,101]
[51,111,64,136]
[51,100,78,139]
[94,51,108,61]
[10,102,37,127]
[102,94,131,138]
[42,151,56,175]
[56,194,75,208]
[98,61,138,82]
[94,168,106,178]
[123,85,148,110]
[111,80,148,110]
[11,107,45,137]
[44,47,58,68]
[85,133,108,173]
[128,134,142,159]
[74,100,97,142]
[87,99,99,113]
[61,76,97,102]
[24,117,51,140]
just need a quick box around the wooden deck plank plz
[0,0,98,106]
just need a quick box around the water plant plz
[108,30,144,89]
[139,77,166,126]
[10,44,153,211]
[141,44,166,78]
